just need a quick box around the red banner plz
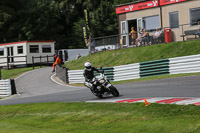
[116,0,159,14]
[159,0,187,6]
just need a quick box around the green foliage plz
[0,0,136,49]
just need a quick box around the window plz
[121,21,127,35]
[143,15,160,30]
[169,11,179,28]
[17,46,23,54]
[0,48,4,56]
[190,7,200,26]
[30,45,39,53]
[42,45,51,53]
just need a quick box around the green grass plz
[0,102,200,133]
[65,40,200,70]
[1,66,45,79]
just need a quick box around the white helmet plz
[84,62,92,69]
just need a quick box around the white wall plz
[26,42,55,64]
[0,41,55,66]
[0,42,27,66]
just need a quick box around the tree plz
[0,0,135,48]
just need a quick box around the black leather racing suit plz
[83,67,100,82]
[83,67,101,92]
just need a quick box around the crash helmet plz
[84,62,92,70]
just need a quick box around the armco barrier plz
[95,67,114,81]
[113,63,140,81]
[68,70,84,83]
[0,79,12,97]
[68,67,114,83]
[140,59,169,77]
[169,54,200,74]
[57,54,200,84]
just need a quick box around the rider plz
[83,62,101,91]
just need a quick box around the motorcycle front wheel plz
[91,89,103,98]
[109,85,119,97]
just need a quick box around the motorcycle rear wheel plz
[109,85,119,97]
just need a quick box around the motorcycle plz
[84,71,119,98]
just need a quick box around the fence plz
[32,55,54,69]
[0,56,27,69]
[92,35,121,53]
[58,54,200,84]
[91,23,200,54]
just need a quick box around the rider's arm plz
[93,67,101,73]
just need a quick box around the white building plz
[0,41,55,67]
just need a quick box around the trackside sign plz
[116,0,158,14]
[159,0,188,6]
[116,0,189,14]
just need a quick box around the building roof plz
[0,41,55,46]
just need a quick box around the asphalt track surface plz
[0,67,200,105]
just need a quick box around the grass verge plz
[0,102,200,133]
[1,66,46,79]
[65,40,200,70]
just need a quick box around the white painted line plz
[86,98,131,103]
[50,73,82,88]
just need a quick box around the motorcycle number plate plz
[106,84,111,88]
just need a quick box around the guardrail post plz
[25,55,27,66]
[10,79,17,95]
[32,56,35,69]
[47,55,49,66]
[40,56,42,68]
[0,67,2,80]
[7,56,9,70]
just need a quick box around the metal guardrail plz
[67,67,115,83]
[0,79,11,97]
[113,63,140,81]
[169,54,200,74]
[0,79,17,97]
[65,54,200,84]
[140,59,169,77]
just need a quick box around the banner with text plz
[116,0,189,14]
[82,25,88,47]
[159,0,188,6]
[116,0,158,14]
[84,9,91,32]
